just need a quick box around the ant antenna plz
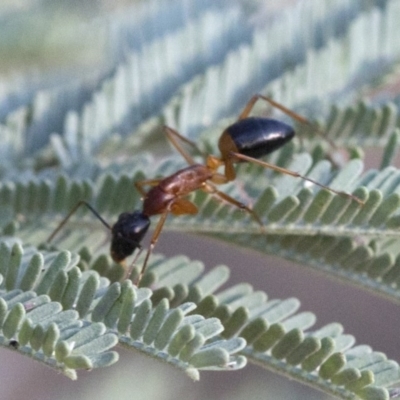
[47,201,112,243]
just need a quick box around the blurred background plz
[0,0,399,399]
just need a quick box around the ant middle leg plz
[164,126,208,165]
[203,183,265,230]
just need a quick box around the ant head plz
[110,211,150,263]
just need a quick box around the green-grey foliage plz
[0,240,246,379]
[2,1,400,399]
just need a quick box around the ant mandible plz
[48,94,363,284]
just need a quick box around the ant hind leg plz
[230,152,364,205]
[238,94,336,149]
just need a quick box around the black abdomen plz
[225,117,295,159]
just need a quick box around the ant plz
[48,94,363,284]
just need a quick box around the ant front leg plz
[135,179,163,197]
[47,200,112,243]
[125,247,144,281]
[134,197,199,285]
[136,210,169,285]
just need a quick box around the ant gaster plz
[48,95,363,283]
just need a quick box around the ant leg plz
[230,152,364,205]
[238,94,308,124]
[125,247,144,280]
[164,126,207,165]
[47,200,112,242]
[238,94,336,148]
[136,210,169,284]
[164,126,225,174]
[203,183,265,230]
[135,194,198,284]
[135,179,163,196]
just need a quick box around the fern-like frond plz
[3,1,400,396]
[160,2,400,142]
[47,5,247,167]
[139,254,400,400]
[217,233,400,305]
[3,236,400,397]
[0,240,246,379]
[242,328,400,400]
[297,102,399,150]
[3,153,400,237]
[3,0,390,172]
[0,241,119,379]
[0,2,248,171]
[4,149,400,304]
